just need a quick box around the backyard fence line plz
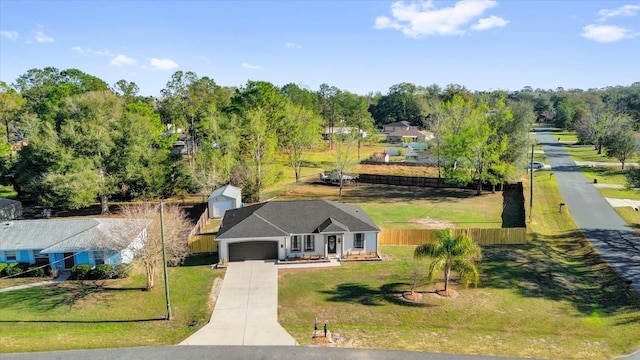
[379,227,527,246]
[188,234,217,253]
[357,173,521,192]
[190,207,209,236]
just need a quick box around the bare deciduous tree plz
[119,203,192,290]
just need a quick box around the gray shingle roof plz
[0,218,148,253]
[217,200,379,240]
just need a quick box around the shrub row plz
[70,263,131,280]
[0,262,48,278]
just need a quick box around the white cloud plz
[0,30,19,41]
[374,0,505,37]
[110,54,137,66]
[241,62,261,69]
[598,4,640,21]
[285,42,302,49]
[35,30,54,43]
[581,24,638,43]
[71,46,89,55]
[471,15,509,31]
[94,50,112,56]
[149,58,179,70]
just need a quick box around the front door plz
[63,253,75,269]
[328,235,337,254]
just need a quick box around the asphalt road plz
[0,346,533,360]
[535,127,640,294]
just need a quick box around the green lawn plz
[278,167,640,359]
[0,254,219,352]
[276,183,508,228]
[615,207,640,230]
[599,187,640,201]
[564,145,620,163]
[580,166,627,185]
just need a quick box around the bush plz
[27,265,46,277]
[70,264,92,280]
[112,263,131,279]
[5,262,29,277]
[0,263,7,276]
[90,264,113,280]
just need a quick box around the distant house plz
[208,184,242,218]
[382,121,417,133]
[387,129,427,143]
[322,126,367,140]
[0,198,21,221]
[370,152,389,163]
[0,219,148,270]
[216,200,380,262]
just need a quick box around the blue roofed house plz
[0,218,149,270]
[216,200,380,262]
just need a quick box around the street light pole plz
[160,201,172,320]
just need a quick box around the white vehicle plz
[525,161,545,170]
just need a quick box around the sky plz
[1,0,639,97]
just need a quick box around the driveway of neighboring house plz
[180,261,297,346]
[536,127,640,294]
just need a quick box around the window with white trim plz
[354,233,364,249]
[5,250,17,262]
[94,251,105,265]
[291,236,301,251]
[304,235,314,251]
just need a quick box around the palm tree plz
[414,229,482,293]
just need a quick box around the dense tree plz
[414,229,482,293]
[369,83,428,126]
[0,82,25,158]
[280,103,323,182]
[575,105,630,154]
[604,127,637,170]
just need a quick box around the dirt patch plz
[401,291,424,302]
[428,289,459,298]
[410,217,455,229]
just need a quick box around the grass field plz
[277,167,640,359]
[599,187,640,201]
[275,183,509,228]
[0,254,219,352]
[580,166,627,185]
[615,207,640,230]
[564,145,620,163]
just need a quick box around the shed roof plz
[217,200,379,240]
[208,184,242,201]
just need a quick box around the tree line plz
[1,67,639,212]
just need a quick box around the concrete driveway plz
[180,261,297,346]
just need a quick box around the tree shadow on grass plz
[318,282,434,308]
[480,231,640,317]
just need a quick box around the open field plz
[278,165,640,359]
[599,187,640,201]
[564,145,619,163]
[0,254,219,352]
[581,166,627,185]
[615,207,640,230]
[275,183,509,228]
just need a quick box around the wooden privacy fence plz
[190,207,209,236]
[188,234,217,253]
[379,227,527,246]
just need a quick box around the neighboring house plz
[322,126,367,140]
[208,184,242,218]
[370,152,389,163]
[0,218,148,270]
[0,198,21,221]
[382,120,417,133]
[387,129,427,143]
[216,200,380,262]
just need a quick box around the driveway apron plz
[180,261,297,346]
[536,127,640,294]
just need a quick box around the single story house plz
[208,184,242,218]
[387,129,427,143]
[382,120,417,133]
[0,198,21,221]
[322,126,367,140]
[216,200,380,262]
[0,218,148,270]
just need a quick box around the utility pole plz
[529,143,534,222]
[160,202,172,320]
